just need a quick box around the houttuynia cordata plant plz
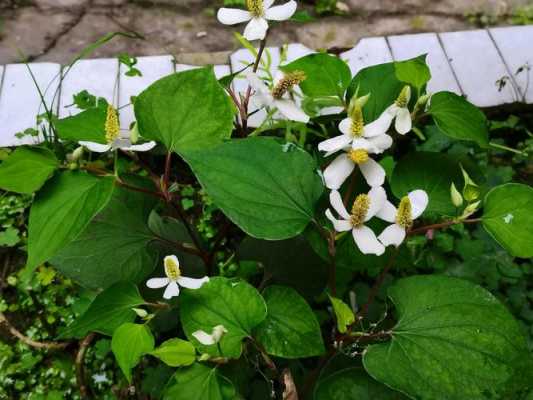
[1,0,532,398]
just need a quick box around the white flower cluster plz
[319,89,429,256]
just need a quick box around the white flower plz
[367,86,413,137]
[245,70,309,123]
[146,255,209,299]
[318,101,393,157]
[377,190,429,247]
[217,0,297,41]
[322,142,386,190]
[192,325,228,345]
[325,188,386,256]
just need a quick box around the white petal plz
[245,71,270,95]
[395,107,412,135]
[318,134,352,154]
[338,117,352,135]
[79,141,111,153]
[367,134,393,153]
[264,0,275,8]
[217,8,252,25]
[408,190,429,219]
[378,224,406,247]
[146,277,170,289]
[192,330,216,345]
[163,281,180,299]
[351,138,374,152]
[365,186,386,221]
[363,108,394,138]
[352,226,385,256]
[329,190,350,219]
[325,209,352,232]
[274,99,309,123]
[359,158,385,187]
[178,276,209,290]
[323,153,355,190]
[376,200,397,223]
[243,17,269,41]
[125,141,157,152]
[264,0,297,20]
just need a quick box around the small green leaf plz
[149,338,196,367]
[394,54,431,90]
[254,285,325,358]
[428,91,489,147]
[180,277,267,358]
[0,146,58,194]
[164,363,236,400]
[363,275,528,400]
[328,295,355,334]
[59,282,145,338]
[55,99,108,144]
[182,137,323,240]
[482,183,533,258]
[111,323,154,382]
[281,53,351,99]
[27,171,115,271]
[134,67,235,153]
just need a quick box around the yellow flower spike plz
[104,104,120,144]
[246,0,264,17]
[164,256,181,281]
[395,86,411,108]
[349,104,365,138]
[271,70,306,99]
[348,148,369,164]
[350,194,370,227]
[395,196,413,229]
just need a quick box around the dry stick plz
[0,312,70,350]
[76,333,96,399]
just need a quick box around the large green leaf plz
[314,368,407,400]
[55,99,108,144]
[134,67,235,153]
[391,152,479,215]
[254,285,325,358]
[149,338,196,367]
[183,137,323,240]
[428,91,489,147]
[180,277,267,358]
[280,53,352,99]
[51,181,159,289]
[363,275,528,400]
[111,323,154,382]
[164,363,236,400]
[59,282,145,338]
[346,62,404,121]
[482,183,533,258]
[237,236,328,298]
[394,55,431,91]
[0,147,58,194]
[27,171,115,270]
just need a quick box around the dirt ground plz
[0,0,530,65]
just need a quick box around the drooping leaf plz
[163,363,236,400]
[134,67,235,153]
[180,277,267,358]
[482,183,533,258]
[254,285,325,358]
[346,62,404,121]
[182,137,323,240]
[0,146,58,194]
[280,53,352,99]
[428,91,489,147]
[363,275,528,400]
[111,323,154,382]
[149,338,196,367]
[314,367,408,400]
[59,282,145,339]
[55,98,108,144]
[237,236,328,298]
[52,179,159,289]
[328,295,355,334]
[394,54,431,90]
[27,171,115,271]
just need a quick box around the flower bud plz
[450,183,463,208]
[461,165,480,202]
[461,201,481,219]
[130,122,139,144]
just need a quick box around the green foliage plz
[328,295,355,334]
[363,275,528,399]
[149,338,196,367]
[183,137,323,240]
[55,98,108,143]
[0,147,58,194]
[111,323,154,382]
[394,54,431,90]
[255,285,325,358]
[134,67,235,153]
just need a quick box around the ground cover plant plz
[0,0,533,398]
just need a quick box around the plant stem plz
[489,141,527,156]
[408,218,481,236]
[242,34,268,133]
[163,151,172,200]
[76,333,95,399]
